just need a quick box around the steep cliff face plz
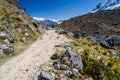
[0,0,41,55]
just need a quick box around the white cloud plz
[33,17,45,21]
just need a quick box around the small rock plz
[61,57,71,66]
[85,78,93,80]
[0,49,3,54]
[37,28,42,33]
[25,32,29,37]
[72,69,79,77]
[0,31,7,37]
[51,54,60,60]
[109,50,118,58]
[3,46,14,55]
[21,37,26,42]
[67,32,74,37]
[18,28,21,33]
[66,70,73,77]
[4,39,10,44]
[60,77,69,80]
[53,61,61,70]
[38,71,55,80]
[60,64,68,70]
[97,56,101,60]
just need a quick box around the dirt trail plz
[0,30,69,80]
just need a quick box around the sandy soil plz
[0,30,69,80]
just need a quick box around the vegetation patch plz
[71,38,120,80]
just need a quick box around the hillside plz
[59,10,120,48]
[0,0,41,60]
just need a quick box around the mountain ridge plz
[58,9,120,48]
[92,0,120,12]
[34,17,64,28]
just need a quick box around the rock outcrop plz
[38,46,83,80]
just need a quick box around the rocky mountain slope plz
[92,0,120,12]
[0,0,41,55]
[58,10,120,49]
[34,17,64,28]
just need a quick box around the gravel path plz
[0,30,69,80]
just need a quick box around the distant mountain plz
[33,17,64,28]
[92,0,120,12]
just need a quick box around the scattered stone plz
[51,54,60,60]
[18,28,22,33]
[38,46,84,80]
[72,69,79,77]
[1,45,14,55]
[4,28,14,42]
[61,57,70,64]
[53,61,61,70]
[85,78,93,80]
[60,64,68,70]
[0,31,7,37]
[60,77,69,80]
[0,44,14,55]
[109,50,118,58]
[22,37,25,42]
[97,56,101,60]
[38,71,55,80]
[0,49,3,54]
[4,39,10,44]
[66,70,73,77]
[67,32,74,37]
[25,32,29,37]
[37,28,42,33]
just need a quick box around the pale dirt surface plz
[0,30,70,80]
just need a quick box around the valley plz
[0,0,120,80]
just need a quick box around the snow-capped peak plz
[33,17,62,24]
[33,17,45,21]
[92,0,120,12]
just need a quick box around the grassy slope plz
[0,0,43,65]
[70,38,120,80]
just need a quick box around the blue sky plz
[19,0,101,20]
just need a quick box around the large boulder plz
[65,47,84,70]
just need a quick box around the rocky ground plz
[0,30,70,80]
[38,46,84,80]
